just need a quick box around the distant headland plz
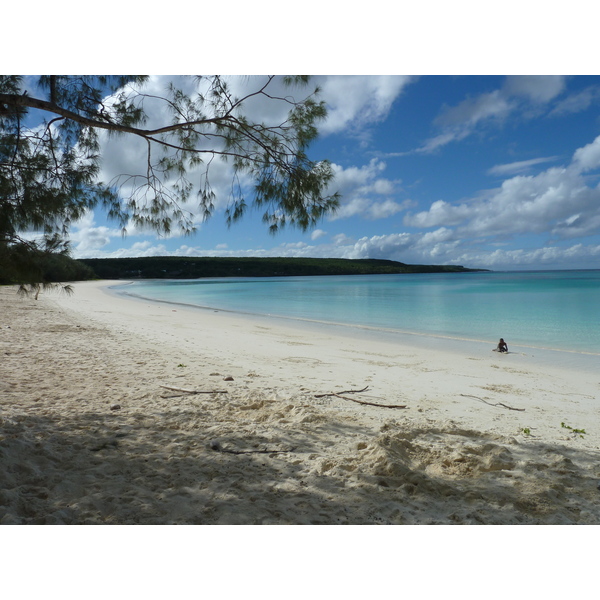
[79,257,488,279]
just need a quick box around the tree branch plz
[0,93,236,138]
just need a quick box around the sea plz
[112,270,600,364]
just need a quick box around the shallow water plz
[114,270,600,357]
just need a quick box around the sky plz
[9,3,600,272]
[64,74,600,271]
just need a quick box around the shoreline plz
[2,280,600,524]
[111,280,600,373]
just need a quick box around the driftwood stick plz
[496,402,526,412]
[160,385,228,394]
[315,386,406,408]
[315,386,369,398]
[460,393,525,412]
[333,393,407,409]
[210,442,295,455]
[219,448,295,455]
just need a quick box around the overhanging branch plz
[0,93,235,138]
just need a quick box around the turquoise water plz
[114,270,600,355]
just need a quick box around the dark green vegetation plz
[79,256,486,279]
[0,242,95,292]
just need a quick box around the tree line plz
[78,256,485,279]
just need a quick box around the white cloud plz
[415,131,464,155]
[332,158,386,185]
[72,217,600,271]
[418,227,455,245]
[502,75,566,103]
[413,90,513,153]
[129,241,153,252]
[331,233,354,246]
[549,86,600,116]
[552,207,600,239]
[310,229,327,241]
[318,231,600,270]
[332,197,372,220]
[487,156,560,177]
[69,209,197,259]
[455,243,600,270]
[126,243,169,257]
[327,159,404,220]
[347,233,414,260]
[434,90,512,129]
[416,76,569,154]
[69,211,124,255]
[316,76,415,135]
[571,135,600,172]
[404,199,470,228]
[405,135,600,244]
[366,199,406,220]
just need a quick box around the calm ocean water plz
[114,270,600,355]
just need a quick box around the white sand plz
[2,280,600,525]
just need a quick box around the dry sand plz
[1,280,600,525]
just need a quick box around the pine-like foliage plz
[0,75,339,292]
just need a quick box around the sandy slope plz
[1,281,599,524]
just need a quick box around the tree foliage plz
[0,75,339,292]
[0,234,95,296]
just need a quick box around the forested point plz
[78,257,487,279]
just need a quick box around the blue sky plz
[65,74,600,271]
[11,3,600,271]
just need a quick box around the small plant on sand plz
[177,363,187,368]
[561,422,586,437]
[521,427,531,436]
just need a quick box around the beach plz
[1,280,600,525]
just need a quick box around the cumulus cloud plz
[307,230,600,271]
[404,199,471,228]
[71,215,600,272]
[456,243,600,270]
[571,135,600,172]
[310,229,327,241]
[405,134,600,247]
[326,158,405,220]
[316,76,415,135]
[366,199,406,220]
[68,211,125,255]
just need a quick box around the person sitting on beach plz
[494,338,508,353]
